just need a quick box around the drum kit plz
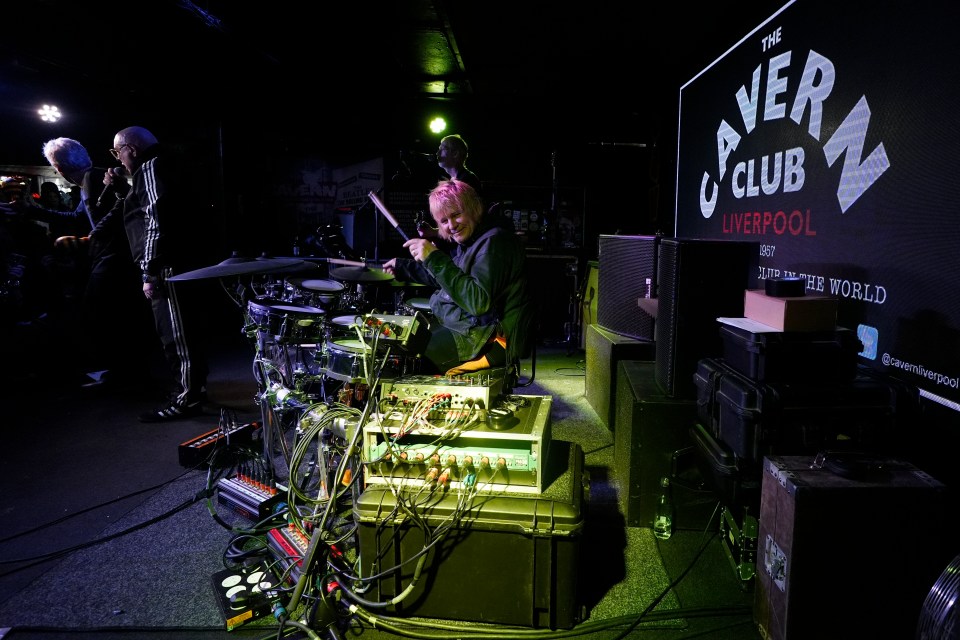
[169,252,432,405]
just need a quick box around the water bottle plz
[653,476,674,540]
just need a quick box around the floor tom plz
[321,337,404,383]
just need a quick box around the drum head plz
[288,278,345,293]
[268,302,325,314]
[247,296,285,313]
[327,338,372,353]
[248,297,325,314]
[332,314,363,327]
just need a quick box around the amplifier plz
[363,394,552,494]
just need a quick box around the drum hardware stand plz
[564,260,582,354]
[547,150,581,354]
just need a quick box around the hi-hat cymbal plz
[390,279,429,288]
[168,256,316,281]
[330,265,394,283]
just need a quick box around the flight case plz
[754,454,951,640]
[691,358,918,510]
[718,324,861,384]
[713,362,910,465]
[354,440,586,629]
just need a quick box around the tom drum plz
[284,278,345,310]
[247,297,327,344]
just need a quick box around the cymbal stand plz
[252,335,288,482]
[563,259,581,354]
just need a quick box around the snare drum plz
[397,296,434,318]
[247,297,326,343]
[321,337,403,383]
[324,313,361,339]
[284,278,344,310]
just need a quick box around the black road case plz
[691,360,921,539]
[714,364,915,466]
[354,440,586,629]
[719,324,861,384]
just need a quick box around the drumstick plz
[368,191,410,241]
[326,258,366,267]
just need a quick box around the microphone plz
[403,150,435,158]
[96,167,126,208]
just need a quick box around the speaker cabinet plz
[654,238,758,399]
[585,324,655,429]
[597,235,658,340]
[614,360,700,528]
[754,455,951,640]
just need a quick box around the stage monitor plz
[674,0,960,413]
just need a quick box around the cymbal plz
[168,256,316,281]
[330,265,395,283]
[390,279,429,288]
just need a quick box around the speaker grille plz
[597,235,658,339]
[654,238,758,398]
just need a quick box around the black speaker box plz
[615,360,711,529]
[585,324,655,429]
[597,235,658,340]
[654,237,758,399]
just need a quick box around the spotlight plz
[429,117,446,134]
[38,104,62,122]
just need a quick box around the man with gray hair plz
[40,137,142,386]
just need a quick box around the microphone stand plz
[549,150,580,355]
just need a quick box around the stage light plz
[38,104,62,122]
[429,117,446,134]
